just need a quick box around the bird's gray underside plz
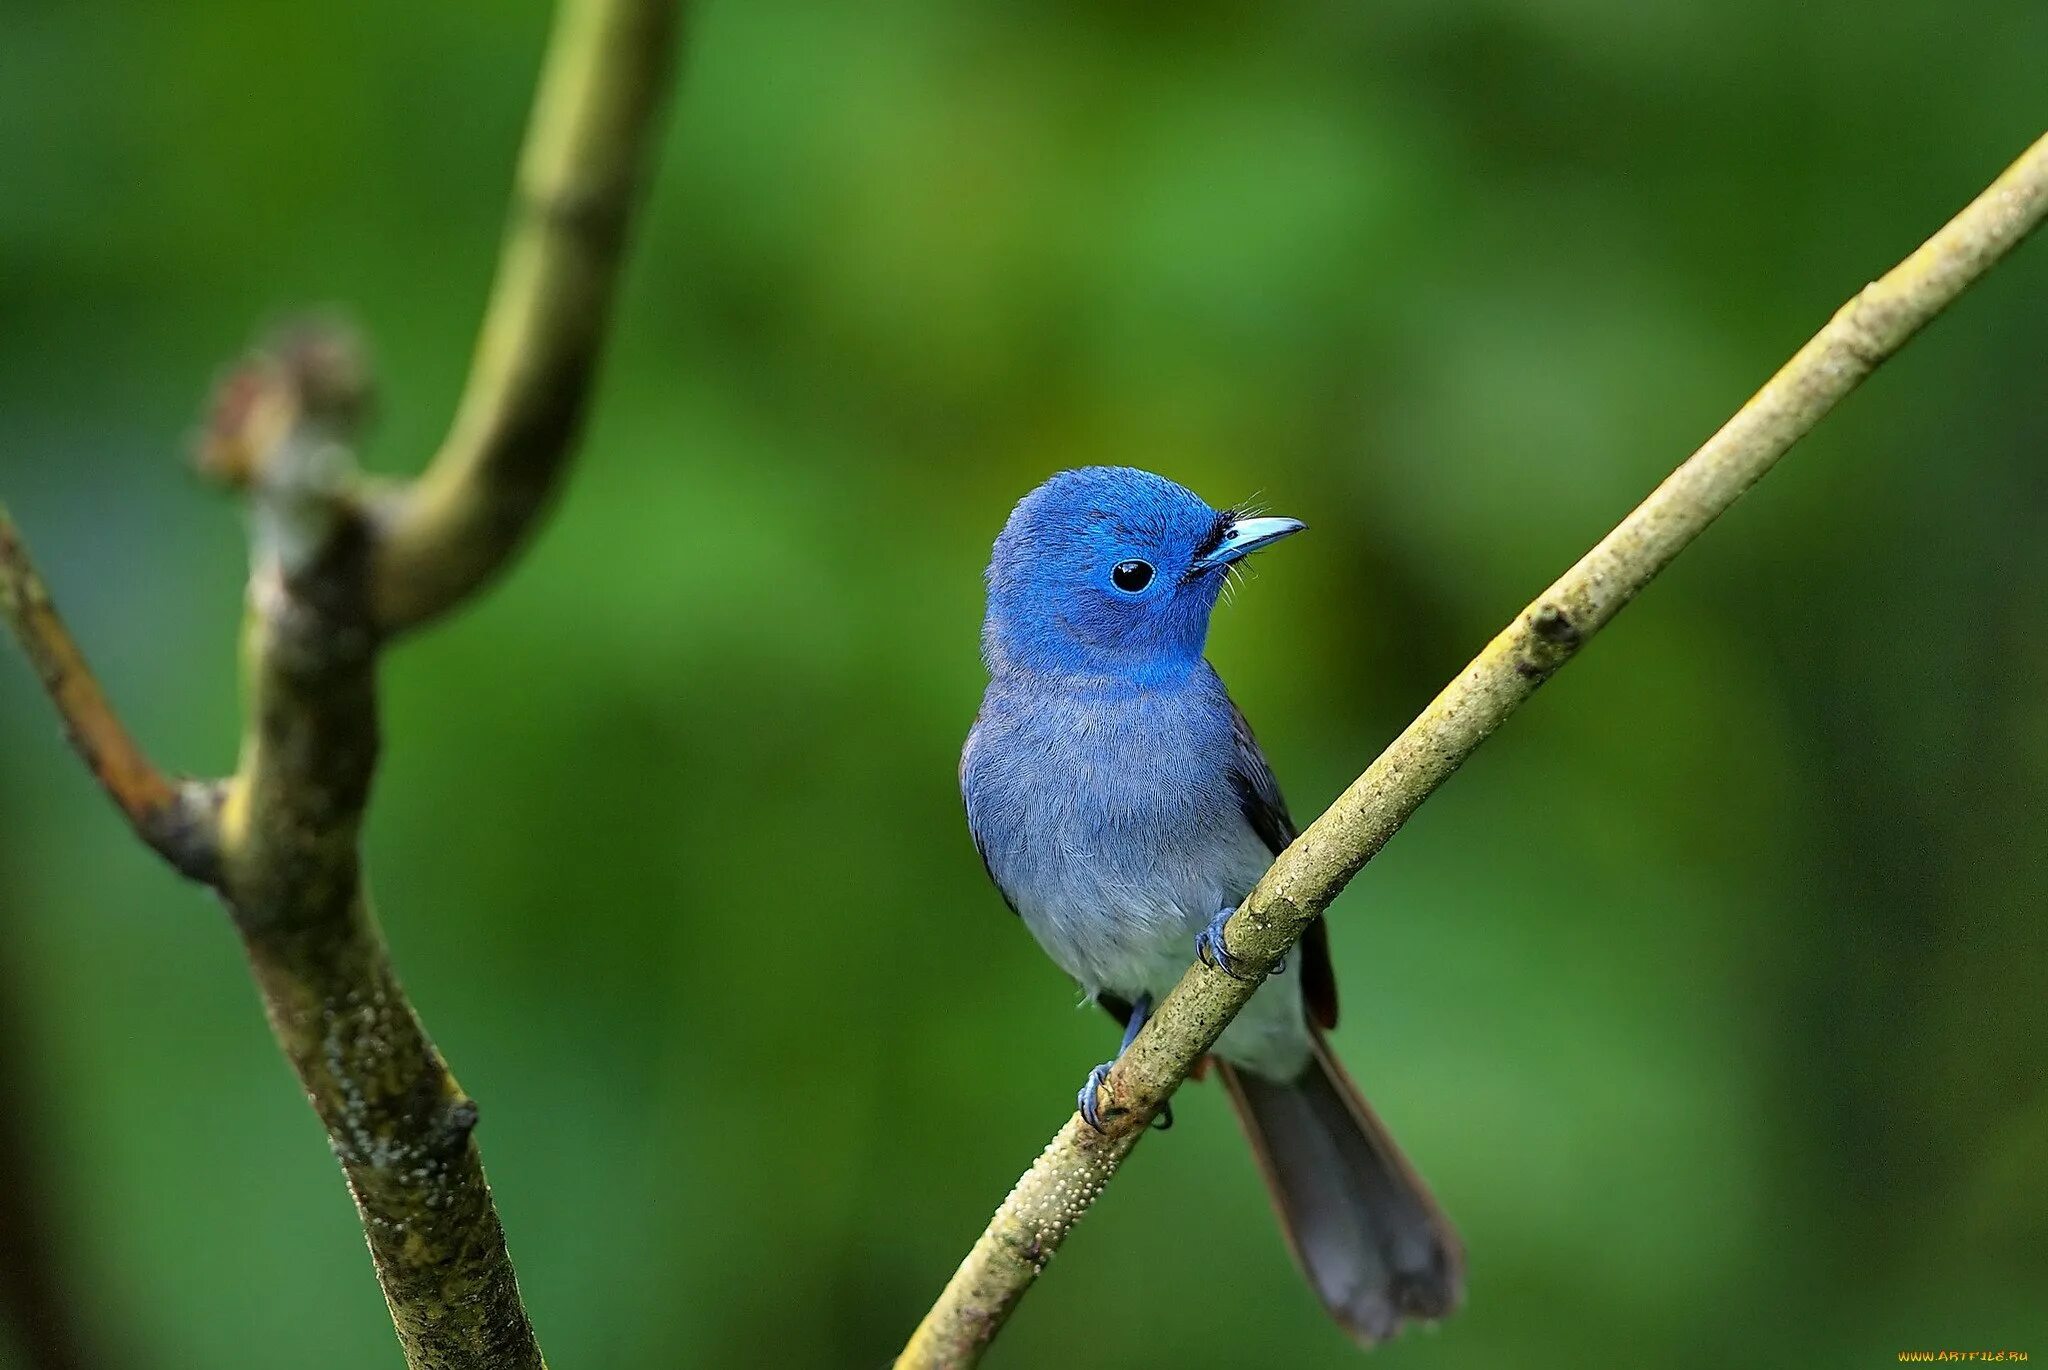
[963,664,1338,1079]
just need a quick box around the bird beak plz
[1193,515,1307,571]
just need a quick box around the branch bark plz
[0,3,680,1367]
[369,0,681,633]
[0,514,219,882]
[899,130,2048,1369]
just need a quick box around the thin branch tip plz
[197,318,373,491]
[0,508,222,882]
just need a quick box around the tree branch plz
[899,130,2048,1369]
[0,511,219,882]
[202,326,553,1369]
[0,3,681,1367]
[369,0,682,633]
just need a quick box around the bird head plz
[982,466,1305,685]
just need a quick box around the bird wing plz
[960,714,1020,915]
[1228,697,1339,1030]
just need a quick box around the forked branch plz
[899,130,2048,1369]
[0,3,681,1367]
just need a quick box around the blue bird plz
[961,467,1463,1346]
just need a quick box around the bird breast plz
[965,677,1275,996]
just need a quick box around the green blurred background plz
[3,1,2044,1366]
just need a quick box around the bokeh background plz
[3,2,2044,1366]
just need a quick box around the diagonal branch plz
[0,510,219,882]
[899,130,2048,1369]
[1,3,681,1367]
[370,0,682,633]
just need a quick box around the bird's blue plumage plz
[959,466,1463,1344]
[962,466,1313,1077]
[960,466,1464,1345]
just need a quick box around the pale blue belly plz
[965,684,1312,1078]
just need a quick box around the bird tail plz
[1217,1029,1464,1347]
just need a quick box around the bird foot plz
[1078,1063,1173,1132]
[1196,907,1285,979]
[1078,1062,1114,1131]
[1196,905,1263,980]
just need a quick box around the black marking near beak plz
[1190,515,1307,574]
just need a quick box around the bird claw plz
[1078,1062,1173,1133]
[1196,905,1258,981]
[1078,1062,1114,1132]
[1079,992,1174,1132]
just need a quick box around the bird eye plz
[1111,560,1154,593]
